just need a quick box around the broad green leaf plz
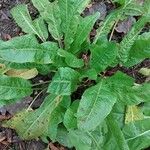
[87,123,107,150]
[77,81,117,131]
[90,41,118,73]
[3,95,65,139]
[58,0,90,49]
[116,83,150,105]
[118,15,150,63]
[58,0,78,49]
[105,71,135,86]
[5,68,38,79]
[112,103,125,128]
[74,0,91,14]
[63,100,79,129]
[123,119,150,150]
[31,0,50,12]
[0,75,32,100]
[56,125,73,148]
[33,18,48,41]
[48,67,80,95]
[42,2,63,42]
[125,105,144,124]
[11,4,48,41]
[68,130,92,150]
[125,32,150,67]
[79,68,97,81]
[0,35,58,64]
[70,13,100,54]
[142,102,150,116]
[105,72,150,105]
[58,49,84,68]
[104,114,130,150]
[47,96,71,141]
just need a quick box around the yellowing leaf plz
[3,95,64,139]
[6,68,38,79]
[139,68,150,77]
[125,105,144,124]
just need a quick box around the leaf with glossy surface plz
[77,81,117,131]
[48,67,80,96]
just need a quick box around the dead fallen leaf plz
[115,17,136,34]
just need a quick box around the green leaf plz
[123,118,150,150]
[118,16,150,63]
[142,102,150,116]
[33,18,48,41]
[58,49,84,68]
[79,68,97,81]
[118,83,150,105]
[105,114,130,150]
[125,32,150,67]
[3,95,64,139]
[90,41,118,73]
[31,0,50,12]
[70,13,100,54]
[58,0,78,49]
[105,72,150,105]
[63,100,79,129]
[56,125,73,148]
[58,0,91,49]
[11,4,48,41]
[0,75,32,101]
[68,130,92,150]
[48,67,80,96]
[47,96,71,141]
[42,2,63,42]
[0,35,58,64]
[77,81,117,131]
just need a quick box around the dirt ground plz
[0,0,150,150]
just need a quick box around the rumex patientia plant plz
[0,0,150,149]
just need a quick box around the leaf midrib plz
[82,81,103,126]
[22,96,62,137]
